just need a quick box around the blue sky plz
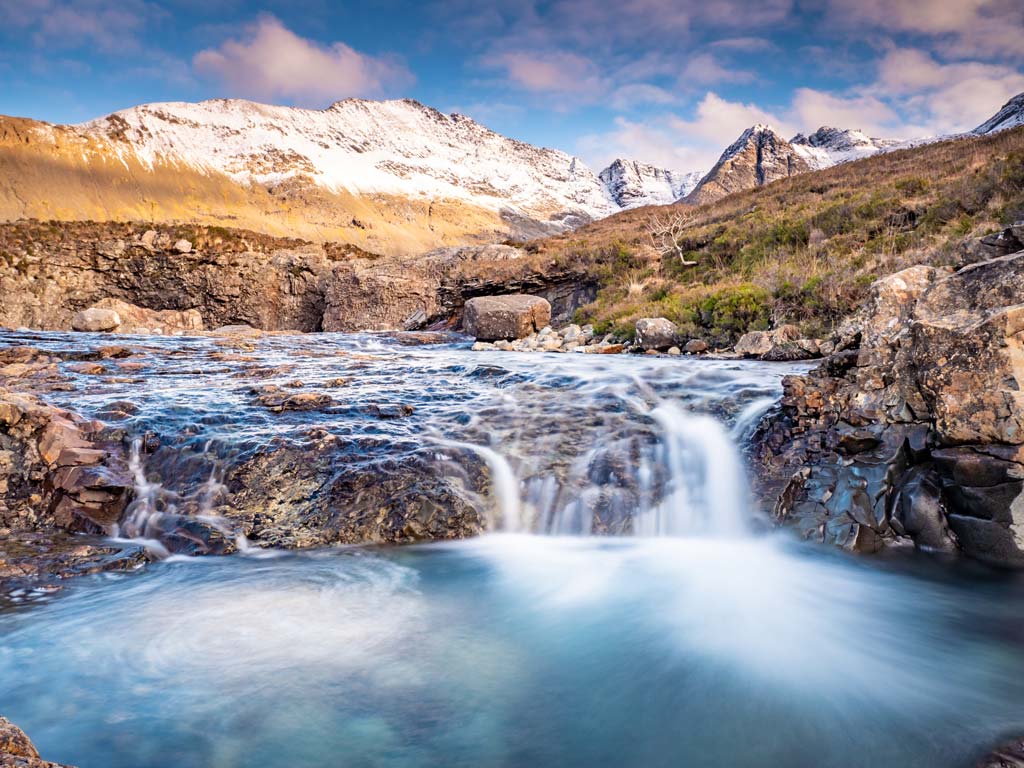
[1,0,1022,172]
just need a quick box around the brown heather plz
[534,125,1024,345]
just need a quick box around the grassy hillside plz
[535,126,1024,345]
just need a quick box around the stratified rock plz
[463,295,552,341]
[635,317,678,351]
[755,239,1024,566]
[71,307,120,332]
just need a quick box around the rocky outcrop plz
[599,159,701,208]
[974,91,1024,135]
[322,244,596,332]
[0,717,74,767]
[685,125,812,206]
[0,223,599,335]
[755,239,1024,566]
[463,295,551,341]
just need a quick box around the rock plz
[755,239,1024,566]
[471,341,496,351]
[71,307,121,332]
[211,324,260,336]
[90,299,204,335]
[684,339,708,354]
[977,738,1024,768]
[0,716,75,767]
[463,294,552,341]
[173,239,193,254]
[667,346,682,356]
[735,324,801,358]
[635,317,678,351]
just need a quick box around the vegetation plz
[539,126,1024,344]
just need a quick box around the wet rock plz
[755,237,1024,566]
[463,294,552,341]
[71,307,120,332]
[251,386,334,412]
[684,339,708,354]
[0,716,76,767]
[977,738,1024,767]
[635,317,678,351]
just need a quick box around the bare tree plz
[646,211,697,266]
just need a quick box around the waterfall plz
[439,399,753,538]
[114,439,252,557]
[633,403,750,537]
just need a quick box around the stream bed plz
[2,331,1024,767]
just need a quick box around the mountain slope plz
[684,124,812,206]
[974,92,1024,135]
[599,159,702,208]
[790,127,901,170]
[0,98,616,255]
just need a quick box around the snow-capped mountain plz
[790,127,902,170]
[684,124,812,206]
[974,92,1024,135]
[0,98,618,255]
[598,159,702,209]
[83,98,617,224]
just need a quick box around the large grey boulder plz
[463,295,551,341]
[71,307,121,332]
[635,317,678,350]
[735,324,818,360]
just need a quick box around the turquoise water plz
[2,535,1024,768]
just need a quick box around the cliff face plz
[0,222,596,334]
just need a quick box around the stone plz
[667,346,681,356]
[463,294,552,341]
[684,339,708,354]
[0,717,39,758]
[173,239,193,254]
[71,307,121,332]
[635,317,678,351]
[756,237,1024,567]
[735,324,807,359]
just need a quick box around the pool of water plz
[2,535,1023,768]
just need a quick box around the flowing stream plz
[3,330,1024,767]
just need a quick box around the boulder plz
[173,239,193,254]
[463,295,551,341]
[0,716,75,767]
[71,307,121,333]
[635,317,678,351]
[735,324,819,360]
[90,299,204,335]
[684,339,708,354]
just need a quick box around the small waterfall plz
[633,403,750,537]
[114,439,253,557]
[439,399,753,538]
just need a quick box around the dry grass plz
[535,126,1024,343]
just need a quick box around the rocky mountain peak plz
[599,159,702,208]
[974,91,1024,135]
[685,123,811,206]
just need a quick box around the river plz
[1,330,1023,767]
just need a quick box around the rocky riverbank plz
[754,225,1024,567]
[0,716,73,767]
[0,222,596,335]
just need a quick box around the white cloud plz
[871,47,1024,134]
[825,0,1024,59]
[787,88,908,138]
[193,15,413,105]
[577,91,791,174]
[679,53,754,86]
[0,0,160,52]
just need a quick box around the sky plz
[1,0,1023,173]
